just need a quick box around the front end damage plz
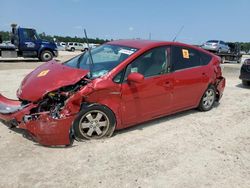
[0,77,93,146]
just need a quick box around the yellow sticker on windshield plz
[37,70,50,77]
[182,49,189,59]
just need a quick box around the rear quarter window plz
[199,52,212,65]
[171,46,201,71]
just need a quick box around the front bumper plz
[0,94,74,146]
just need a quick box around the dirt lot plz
[0,53,249,188]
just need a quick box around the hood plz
[40,40,57,48]
[17,60,89,102]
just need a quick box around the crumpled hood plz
[17,60,89,102]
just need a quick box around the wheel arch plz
[38,47,55,57]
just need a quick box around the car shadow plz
[235,83,250,89]
[10,126,36,142]
[114,104,219,136]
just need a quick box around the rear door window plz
[171,46,201,71]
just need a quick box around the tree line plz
[0,30,109,44]
[1,30,250,52]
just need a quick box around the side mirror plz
[127,72,144,83]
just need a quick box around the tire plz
[218,48,222,53]
[71,47,75,52]
[198,85,216,111]
[242,80,250,86]
[73,104,116,140]
[39,50,53,62]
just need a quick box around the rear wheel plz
[199,86,216,111]
[73,105,116,140]
[39,50,53,62]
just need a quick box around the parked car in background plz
[60,42,66,48]
[239,58,250,86]
[0,40,225,146]
[66,42,87,52]
[56,42,66,51]
[89,43,99,49]
[201,40,230,53]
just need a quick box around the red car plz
[0,40,225,146]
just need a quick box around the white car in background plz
[56,42,66,51]
[66,42,88,52]
[60,42,67,48]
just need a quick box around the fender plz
[38,42,57,56]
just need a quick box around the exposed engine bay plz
[29,79,88,120]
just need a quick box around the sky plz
[0,0,249,44]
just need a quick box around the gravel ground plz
[0,55,249,188]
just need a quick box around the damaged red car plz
[0,40,225,146]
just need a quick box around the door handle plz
[164,81,172,88]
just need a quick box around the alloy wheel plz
[202,89,215,109]
[78,110,110,139]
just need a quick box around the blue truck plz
[0,24,58,62]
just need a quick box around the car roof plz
[107,39,218,58]
[107,39,197,50]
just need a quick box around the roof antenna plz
[172,26,184,42]
[84,29,94,78]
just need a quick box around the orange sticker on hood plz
[37,70,50,77]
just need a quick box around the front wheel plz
[73,105,116,140]
[198,86,216,111]
[39,50,53,62]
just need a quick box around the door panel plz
[121,74,173,126]
[172,67,208,111]
[120,46,173,126]
[19,29,39,52]
[171,46,209,111]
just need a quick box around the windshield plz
[64,44,138,79]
